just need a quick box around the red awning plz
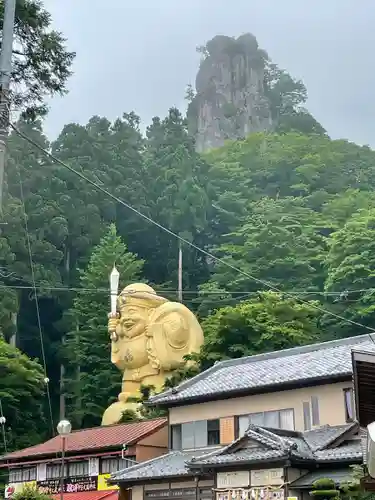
[52,491,118,499]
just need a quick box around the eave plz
[0,446,135,468]
[352,349,375,426]
[108,473,203,486]
[149,374,352,408]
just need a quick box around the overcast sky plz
[43,0,375,146]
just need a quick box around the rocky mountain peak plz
[187,33,273,152]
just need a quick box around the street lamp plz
[57,419,71,500]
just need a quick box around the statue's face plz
[119,304,149,339]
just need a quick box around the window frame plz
[68,460,89,477]
[170,423,182,450]
[303,401,312,431]
[343,387,355,422]
[207,419,220,445]
[236,408,295,437]
[311,396,320,426]
[100,456,136,474]
[9,466,37,483]
[171,419,221,450]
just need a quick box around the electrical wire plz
[0,281,373,297]
[10,122,375,335]
[17,168,55,438]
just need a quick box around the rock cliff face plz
[187,34,273,153]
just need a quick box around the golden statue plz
[101,279,204,426]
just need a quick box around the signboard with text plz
[250,468,284,486]
[217,471,250,489]
[37,476,98,495]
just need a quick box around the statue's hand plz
[108,312,119,340]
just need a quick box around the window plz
[68,460,89,477]
[207,419,220,445]
[101,456,136,474]
[171,424,182,450]
[344,388,354,422]
[311,396,320,426]
[9,467,36,483]
[303,401,311,431]
[170,419,220,450]
[303,397,320,430]
[237,408,295,437]
[47,464,67,479]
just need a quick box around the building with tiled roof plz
[108,334,372,500]
[3,417,167,462]
[110,422,365,499]
[149,334,375,407]
[0,417,167,500]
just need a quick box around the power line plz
[0,281,374,296]
[10,122,375,334]
[18,168,55,438]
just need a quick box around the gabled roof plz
[188,423,362,468]
[150,334,375,407]
[111,423,363,484]
[109,448,221,484]
[1,417,167,462]
[290,469,354,489]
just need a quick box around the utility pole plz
[0,0,17,212]
[178,240,183,303]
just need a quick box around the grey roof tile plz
[191,448,287,466]
[290,469,353,488]
[150,335,375,405]
[111,426,364,484]
[188,425,363,468]
[110,448,221,482]
[303,424,356,451]
[314,441,363,462]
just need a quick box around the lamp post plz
[57,419,72,500]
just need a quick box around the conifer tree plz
[64,225,144,428]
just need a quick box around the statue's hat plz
[117,283,168,309]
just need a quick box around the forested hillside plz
[2,1,375,453]
[3,111,375,442]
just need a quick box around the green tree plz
[199,291,320,369]
[322,189,375,229]
[202,198,329,311]
[2,0,75,118]
[340,465,374,500]
[205,132,375,205]
[324,208,375,335]
[5,120,65,422]
[0,336,47,451]
[310,478,340,500]
[264,61,326,135]
[136,108,212,304]
[64,224,144,428]
[51,113,146,284]
[13,484,53,500]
